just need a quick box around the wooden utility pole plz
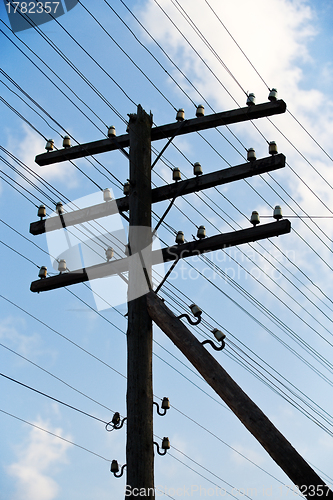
[30,99,307,497]
[126,106,154,497]
[146,291,333,500]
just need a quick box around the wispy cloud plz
[7,418,70,500]
[0,317,41,359]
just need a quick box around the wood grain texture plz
[126,106,155,498]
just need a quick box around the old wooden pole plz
[126,106,154,498]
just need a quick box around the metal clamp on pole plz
[177,303,202,325]
[105,412,127,431]
[201,329,226,351]
[110,460,127,478]
[153,437,170,456]
[153,397,170,416]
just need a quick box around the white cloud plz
[139,0,333,304]
[0,317,58,367]
[139,0,317,109]
[7,418,70,500]
[0,317,40,359]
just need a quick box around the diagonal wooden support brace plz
[146,291,333,500]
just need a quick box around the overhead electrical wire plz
[164,0,333,245]
[0,298,271,496]
[0,166,112,262]
[151,0,241,108]
[115,0,249,157]
[152,169,333,328]
[149,218,333,399]
[156,164,333,318]
[264,171,333,244]
[0,146,127,258]
[7,95,326,368]
[0,98,103,190]
[0,403,245,500]
[138,0,333,262]
[76,0,176,112]
[0,169,40,207]
[2,285,253,500]
[0,337,290,487]
[202,0,333,167]
[2,6,134,118]
[9,164,326,406]
[227,343,333,428]
[0,341,118,415]
[184,257,333,378]
[0,217,255,415]
[6,0,330,300]
[1,17,173,188]
[0,26,108,134]
[0,75,124,191]
[170,0,247,97]
[3,2,245,199]
[0,235,226,413]
[158,284,333,437]
[0,293,127,380]
[0,75,122,190]
[4,216,332,449]
[0,409,112,462]
[6,0,330,284]
[1,0,330,490]
[0,372,110,425]
[150,169,333,344]
[0,78,64,137]
[3,0,332,458]
[1,213,330,486]
[3,134,332,418]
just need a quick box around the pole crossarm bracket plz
[146,291,333,500]
[35,100,286,166]
[30,219,291,293]
[30,154,286,236]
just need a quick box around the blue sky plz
[1,0,333,498]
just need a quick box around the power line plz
[0,26,108,133]
[2,224,322,484]
[3,1,332,488]
[0,341,117,415]
[150,170,333,348]
[2,203,330,488]
[0,372,110,425]
[142,0,333,262]
[0,408,112,461]
[5,152,330,418]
